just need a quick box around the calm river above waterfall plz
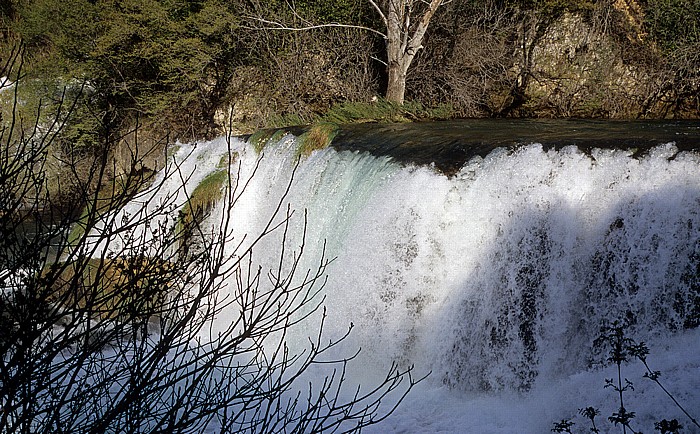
[332,119,700,173]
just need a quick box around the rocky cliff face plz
[524,11,640,117]
[519,1,695,119]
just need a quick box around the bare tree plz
[404,0,519,116]
[247,0,451,104]
[373,0,448,104]
[0,46,419,433]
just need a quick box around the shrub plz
[553,320,700,433]
[0,46,420,433]
[643,0,700,51]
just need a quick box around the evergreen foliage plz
[6,0,242,140]
[643,0,700,51]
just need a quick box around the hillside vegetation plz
[1,0,698,168]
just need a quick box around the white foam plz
[116,135,700,432]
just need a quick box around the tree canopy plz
[5,0,243,139]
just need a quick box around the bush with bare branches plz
[0,47,417,433]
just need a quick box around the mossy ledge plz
[244,99,454,158]
[178,168,228,232]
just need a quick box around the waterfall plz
[134,130,700,432]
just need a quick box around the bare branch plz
[367,0,389,28]
[0,45,419,433]
[244,17,388,39]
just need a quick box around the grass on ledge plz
[246,99,456,158]
[321,99,455,124]
[179,168,228,231]
[296,122,339,157]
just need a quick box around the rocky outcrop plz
[519,2,697,118]
[523,12,642,117]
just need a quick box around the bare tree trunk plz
[247,0,446,105]
[379,0,444,104]
[386,61,408,103]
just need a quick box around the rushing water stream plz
[123,120,700,433]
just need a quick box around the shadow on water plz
[333,119,700,175]
[431,162,700,393]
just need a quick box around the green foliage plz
[643,0,700,51]
[91,0,240,129]
[8,0,242,139]
[217,152,234,169]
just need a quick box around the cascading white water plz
[130,132,700,432]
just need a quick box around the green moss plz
[217,152,237,169]
[190,169,228,212]
[177,168,227,234]
[174,168,228,257]
[296,122,338,157]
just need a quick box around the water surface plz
[333,119,700,173]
